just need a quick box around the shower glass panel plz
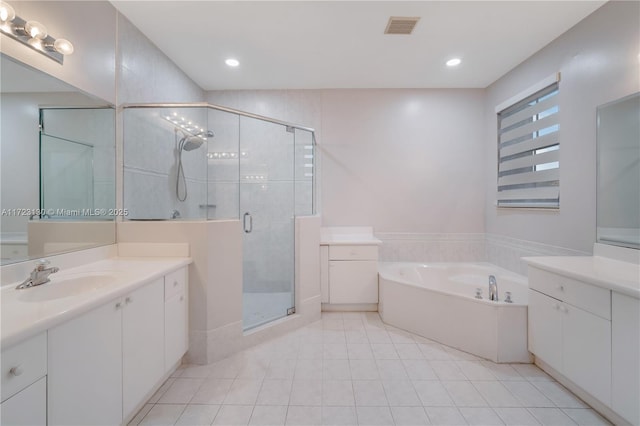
[207,108,240,220]
[240,117,295,330]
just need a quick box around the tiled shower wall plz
[377,233,589,276]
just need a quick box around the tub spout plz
[489,275,498,301]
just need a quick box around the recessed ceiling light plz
[225,58,239,67]
[446,58,462,67]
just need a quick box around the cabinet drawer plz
[165,267,187,301]
[1,332,47,402]
[329,245,378,261]
[529,267,610,319]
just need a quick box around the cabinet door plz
[48,300,123,426]
[563,303,611,405]
[329,260,378,304]
[123,278,165,419]
[320,245,329,303]
[0,377,46,426]
[528,289,562,372]
[165,291,188,370]
[612,293,640,425]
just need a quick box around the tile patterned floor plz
[130,312,611,426]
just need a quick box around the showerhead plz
[180,130,214,151]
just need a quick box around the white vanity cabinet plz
[164,267,188,370]
[611,292,640,425]
[123,278,165,418]
[528,267,612,406]
[321,244,379,304]
[48,299,123,425]
[0,333,47,426]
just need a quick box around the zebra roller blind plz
[497,82,559,208]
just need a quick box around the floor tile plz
[249,405,287,426]
[528,408,578,426]
[140,404,186,425]
[267,358,297,380]
[324,359,352,380]
[443,348,481,362]
[350,359,380,380]
[210,357,244,379]
[500,382,554,408]
[322,406,358,425]
[402,360,438,380]
[353,380,388,406]
[224,379,263,405]
[493,407,540,425]
[376,360,409,380]
[442,381,487,407]
[418,344,452,361]
[455,361,496,381]
[344,319,366,330]
[158,378,204,404]
[390,406,430,425]
[366,331,392,344]
[413,381,455,407]
[480,362,523,381]
[191,378,234,405]
[395,344,424,360]
[128,404,153,425]
[356,406,395,425]
[213,405,255,426]
[430,361,467,381]
[382,381,421,406]
[386,328,416,344]
[290,380,322,406]
[562,409,612,426]
[296,359,324,380]
[286,406,322,425]
[236,360,269,380]
[299,343,324,360]
[424,407,467,425]
[372,343,400,360]
[176,404,220,425]
[346,330,370,344]
[324,330,347,344]
[181,364,215,378]
[511,365,553,382]
[348,343,375,360]
[148,378,176,404]
[459,407,505,425]
[472,381,522,407]
[256,379,292,405]
[531,382,588,408]
[323,380,355,406]
[324,343,349,360]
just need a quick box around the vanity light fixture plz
[446,58,462,67]
[0,2,74,64]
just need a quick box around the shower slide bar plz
[122,102,316,135]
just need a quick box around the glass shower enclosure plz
[123,104,315,331]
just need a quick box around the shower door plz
[240,117,295,330]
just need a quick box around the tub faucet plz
[16,259,59,289]
[489,275,498,301]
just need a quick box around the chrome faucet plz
[489,275,498,301]
[16,259,59,289]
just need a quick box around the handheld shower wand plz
[175,129,214,202]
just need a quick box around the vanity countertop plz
[320,227,382,246]
[1,257,191,347]
[524,255,640,299]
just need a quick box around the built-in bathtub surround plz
[379,262,531,363]
[377,233,486,264]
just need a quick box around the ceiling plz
[112,1,606,90]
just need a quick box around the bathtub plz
[379,262,531,363]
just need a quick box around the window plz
[497,79,560,208]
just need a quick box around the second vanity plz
[525,248,640,426]
[1,247,191,426]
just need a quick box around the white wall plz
[484,1,640,254]
[207,89,486,234]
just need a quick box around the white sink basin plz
[17,272,119,302]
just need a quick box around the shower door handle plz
[243,212,253,233]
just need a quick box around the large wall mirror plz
[0,54,116,265]
[596,92,640,250]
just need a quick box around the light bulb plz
[53,38,74,55]
[0,1,15,22]
[446,58,462,67]
[25,21,47,40]
[225,58,240,67]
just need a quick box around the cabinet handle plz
[180,295,184,302]
[9,366,23,377]
[562,306,569,314]
[115,302,122,309]
[558,285,565,292]
[174,281,178,287]
[125,297,132,304]
[554,304,560,310]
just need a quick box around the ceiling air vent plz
[384,16,420,35]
